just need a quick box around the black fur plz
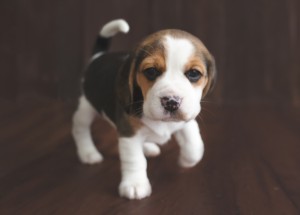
[83,51,146,137]
[83,52,129,124]
[92,36,111,55]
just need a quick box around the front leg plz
[118,136,151,199]
[174,119,204,168]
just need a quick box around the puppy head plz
[129,30,216,122]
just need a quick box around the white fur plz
[143,142,161,157]
[118,135,151,199]
[118,120,182,199]
[118,36,205,199]
[72,95,103,164]
[118,118,203,199]
[174,119,204,167]
[100,19,129,38]
[72,27,206,200]
[141,117,185,144]
[143,36,203,122]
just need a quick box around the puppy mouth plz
[161,118,183,122]
[161,110,188,122]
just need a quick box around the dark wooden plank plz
[0,99,73,170]
[241,107,300,211]
[225,106,300,215]
[1,100,299,214]
[0,0,18,99]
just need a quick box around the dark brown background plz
[1,1,300,214]
[1,0,299,106]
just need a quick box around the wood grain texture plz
[0,99,299,214]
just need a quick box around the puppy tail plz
[92,19,130,55]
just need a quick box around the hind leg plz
[72,95,103,164]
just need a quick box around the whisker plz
[130,107,144,117]
[124,100,144,108]
[128,109,143,117]
[200,100,218,106]
[125,100,143,105]
[139,47,153,57]
[196,114,207,129]
[201,107,216,118]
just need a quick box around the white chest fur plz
[140,118,185,144]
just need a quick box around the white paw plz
[143,142,161,157]
[179,151,202,168]
[179,155,200,168]
[78,148,103,164]
[119,179,152,199]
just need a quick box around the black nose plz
[160,96,182,112]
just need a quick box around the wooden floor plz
[0,98,300,215]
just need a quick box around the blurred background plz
[1,0,299,106]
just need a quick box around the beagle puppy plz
[72,19,216,199]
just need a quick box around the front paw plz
[179,150,203,168]
[119,179,152,199]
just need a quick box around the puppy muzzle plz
[160,96,183,113]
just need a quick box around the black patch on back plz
[83,52,128,123]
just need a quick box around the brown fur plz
[129,29,216,99]
[136,51,166,99]
[184,56,208,88]
[117,29,216,137]
[128,116,143,131]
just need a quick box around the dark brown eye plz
[143,67,161,81]
[185,69,202,83]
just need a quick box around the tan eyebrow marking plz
[184,56,207,76]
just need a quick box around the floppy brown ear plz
[202,52,217,97]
